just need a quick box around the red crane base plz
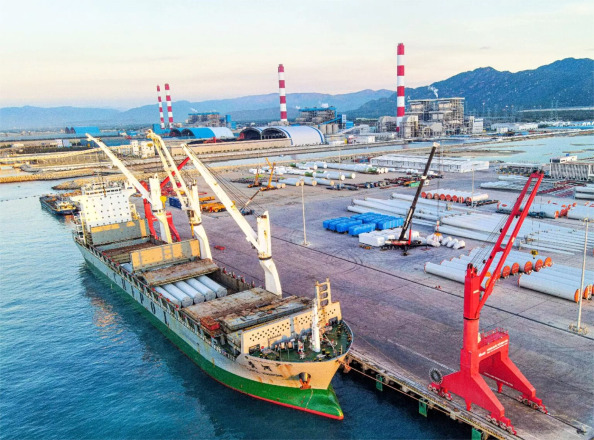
[430,323,546,434]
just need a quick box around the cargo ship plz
[70,132,352,419]
[39,194,78,215]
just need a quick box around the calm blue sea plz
[0,180,468,440]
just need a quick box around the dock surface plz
[164,168,592,439]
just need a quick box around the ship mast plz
[86,134,173,243]
[147,131,212,259]
[181,143,282,297]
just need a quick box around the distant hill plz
[350,58,594,118]
[0,89,393,130]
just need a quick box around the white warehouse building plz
[371,154,489,173]
[239,125,325,147]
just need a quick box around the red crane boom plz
[430,171,546,435]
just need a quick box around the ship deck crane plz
[385,142,438,254]
[86,134,173,244]
[147,131,212,260]
[430,170,546,435]
[181,143,282,296]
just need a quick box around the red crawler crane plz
[429,171,547,435]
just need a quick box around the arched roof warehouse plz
[239,127,264,141]
[239,125,324,146]
[180,127,235,139]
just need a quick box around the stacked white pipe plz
[424,262,489,287]
[438,211,591,255]
[567,204,594,220]
[280,178,304,186]
[517,264,593,302]
[422,188,489,204]
[496,201,568,219]
[574,184,594,201]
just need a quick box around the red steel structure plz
[156,85,165,129]
[278,64,288,123]
[430,171,547,435]
[165,83,174,128]
[396,43,405,133]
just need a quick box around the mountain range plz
[349,58,594,118]
[0,90,393,130]
[1,58,592,130]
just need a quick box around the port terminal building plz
[371,154,489,173]
[549,156,594,181]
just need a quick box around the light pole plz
[570,218,589,335]
[301,183,309,246]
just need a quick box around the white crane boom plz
[181,143,282,296]
[86,134,172,243]
[147,131,212,260]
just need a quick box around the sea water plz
[0,181,467,439]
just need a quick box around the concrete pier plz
[161,167,592,439]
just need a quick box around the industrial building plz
[239,125,324,146]
[186,112,233,128]
[371,154,489,173]
[408,98,465,135]
[293,106,345,135]
[550,156,594,181]
[169,127,235,140]
[490,122,538,133]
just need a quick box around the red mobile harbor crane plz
[429,171,546,435]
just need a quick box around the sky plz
[0,0,592,109]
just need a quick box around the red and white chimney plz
[156,85,165,129]
[278,64,288,124]
[396,43,405,134]
[165,83,174,128]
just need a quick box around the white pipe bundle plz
[518,275,580,302]
[527,271,592,297]
[574,193,594,200]
[312,161,328,169]
[160,284,193,307]
[174,280,206,303]
[545,265,594,284]
[313,178,335,186]
[280,178,304,186]
[296,163,317,170]
[186,278,216,301]
[197,275,227,298]
[498,201,561,219]
[313,171,347,180]
[154,286,182,307]
[575,185,594,194]
[270,182,286,189]
[567,205,594,220]
[300,177,319,186]
[424,262,489,287]
[326,162,379,173]
[284,168,310,176]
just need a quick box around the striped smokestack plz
[396,43,405,134]
[165,83,174,128]
[156,85,165,129]
[278,64,287,123]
